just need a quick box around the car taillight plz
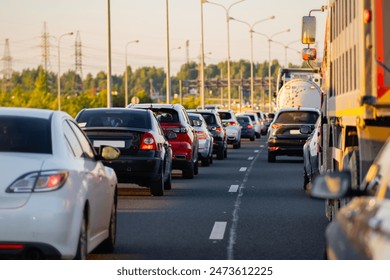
[271,123,282,129]
[197,131,207,140]
[229,121,237,126]
[140,132,159,151]
[216,127,223,132]
[6,171,68,193]
[247,124,253,129]
[0,244,25,250]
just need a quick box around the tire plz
[256,132,260,139]
[151,169,164,196]
[224,147,227,158]
[74,214,88,260]
[164,169,172,190]
[100,198,117,252]
[233,142,240,149]
[194,161,199,175]
[250,136,255,141]
[268,151,276,163]
[201,157,210,167]
[303,170,309,191]
[183,162,194,179]
[217,147,224,160]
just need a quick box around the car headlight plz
[6,170,69,193]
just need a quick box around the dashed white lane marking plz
[209,222,227,240]
[239,167,247,172]
[248,156,254,160]
[227,149,261,260]
[254,150,259,153]
[260,145,265,148]
[229,185,239,192]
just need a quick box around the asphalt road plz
[89,137,328,260]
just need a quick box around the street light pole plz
[204,0,245,109]
[57,32,73,111]
[165,0,171,104]
[125,40,139,107]
[107,0,113,108]
[272,40,300,67]
[200,0,206,109]
[230,16,275,110]
[253,29,290,112]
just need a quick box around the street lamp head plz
[286,29,291,32]
[270,16,276,20]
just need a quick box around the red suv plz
[128,104,199,179]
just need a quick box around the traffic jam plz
[1,0,390,261]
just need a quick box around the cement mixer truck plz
[275,78,322,110]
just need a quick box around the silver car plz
[217,109,241,149]
[188,113,213,166]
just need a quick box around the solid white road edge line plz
[209,222,227,240]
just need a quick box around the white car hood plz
[0,153,47,209]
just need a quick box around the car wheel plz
[303,170,309,191]
[256,132,260,139]
[101,197,117,252]
[233,142,240,149]
[164,168,172,190]
[151,168,164,196]
[201,157,210,167]
[194,161,199,175]
[224,147,227,158]
[268,151,276,163]
[183,162,194,179]
[250,136,255,141]
[217,147,224,160]
[74,214,88,260]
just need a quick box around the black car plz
[75,108,173,196]
[267,107,319,162]
[236,115,255,141]
[187,109,227,160]
[310,136,390,259]
[129,103,199,179]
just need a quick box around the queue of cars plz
[0,104,266,260]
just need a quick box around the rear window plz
[151,109,180,124]
[276,111,318,124]
[245,114,255,121]
[218,112,232,120]
[0,116,52,154]
[77,110,150,129]
[237,117,250,125]
[200,113,217,125]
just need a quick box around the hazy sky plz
[1,0,326,76]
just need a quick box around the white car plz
[188,113,214,166]
[217,109,241,149]
[0,107,119,259]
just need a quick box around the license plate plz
[93,140,125,148]
[290,130,300,135]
